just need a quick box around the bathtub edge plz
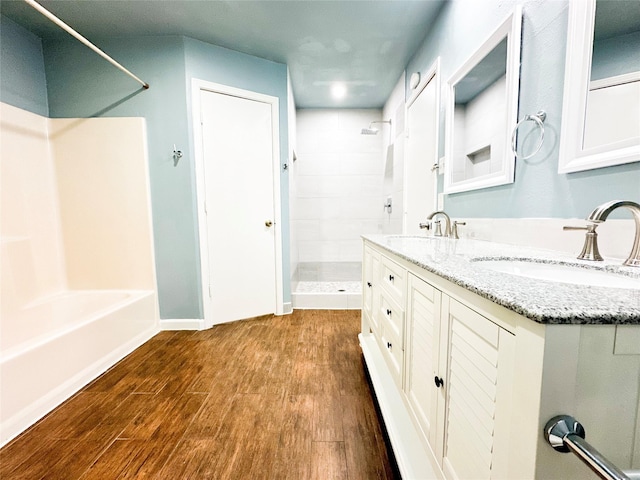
[0,322,159,448]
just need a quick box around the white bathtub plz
[0,289,158,447]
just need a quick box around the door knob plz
[265,220,273,227]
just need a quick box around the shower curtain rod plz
[23,0,149,89]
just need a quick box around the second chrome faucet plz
[419,211,466,239]
[565,200,640,267]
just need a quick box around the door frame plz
[403,57,440,233]
[191,78,284,329]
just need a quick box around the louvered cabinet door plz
[441,297,516,480]
[405,273,444,453]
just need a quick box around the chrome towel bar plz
[545,415,636,480]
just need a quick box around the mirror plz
[558,0,640,173]
[444,7,522,194]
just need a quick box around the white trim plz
[558,0,640,173]
[283,302,293,315]
[159,319,205,330]
[404,57,441,233]
[444,6,522,194]
[191,79,284,329]
[406,58,439,107]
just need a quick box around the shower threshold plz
[292,262,362,310]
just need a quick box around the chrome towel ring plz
[511,110,546,160]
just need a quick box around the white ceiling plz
[1,0,446,108]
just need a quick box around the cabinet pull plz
[386,309,392,316]
[389,274,394,282]
[387,341,392,349]
[367,282,372,288]
[434,376,444,388]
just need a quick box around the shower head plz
[361,119,391,135]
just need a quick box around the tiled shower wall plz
[291,109,386,266]
[381,72,406,234]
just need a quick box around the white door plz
[404,69,439,234]
[197,85,280,325]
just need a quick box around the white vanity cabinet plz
[404,271,517,480]
[361,236,640,480]
[360,240,550,480]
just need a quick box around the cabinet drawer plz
[380,319,404,386]
[363,246,381,335]
[380,254,406,305]
[379,291,405,346]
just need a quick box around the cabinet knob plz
[389,274,394,282]
[367,282,372,288]
[386,309,392,316]
[434,376,444,388]
[387,341,392,349]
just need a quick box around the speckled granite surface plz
[363,234,640,325]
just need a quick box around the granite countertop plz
[363,234,640,325]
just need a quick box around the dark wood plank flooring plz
[1,310,397,479]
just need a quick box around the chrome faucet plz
[419,211,452,237]
[566,200,640,267]
[563,223,603,261]
[587,200,640,267]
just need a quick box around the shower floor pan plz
[292,262,362,309]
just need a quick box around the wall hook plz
[173,144,183,166]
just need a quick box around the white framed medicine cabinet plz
[558,0,640,173]
[444,6,522,194]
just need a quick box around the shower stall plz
[291,261,363,308]
[290,109,388,309]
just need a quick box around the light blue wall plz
[183,37,291,303]
[41,35,290,319]
[42,36,198,319]
[405,0,640,219]
[0,15,48,116]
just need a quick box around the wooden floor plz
[1,310,397,479]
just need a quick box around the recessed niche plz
[468,144,491,165]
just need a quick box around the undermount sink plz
[472,259,640,289]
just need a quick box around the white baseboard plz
[282,302,293,314]
[159,318,205,330]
